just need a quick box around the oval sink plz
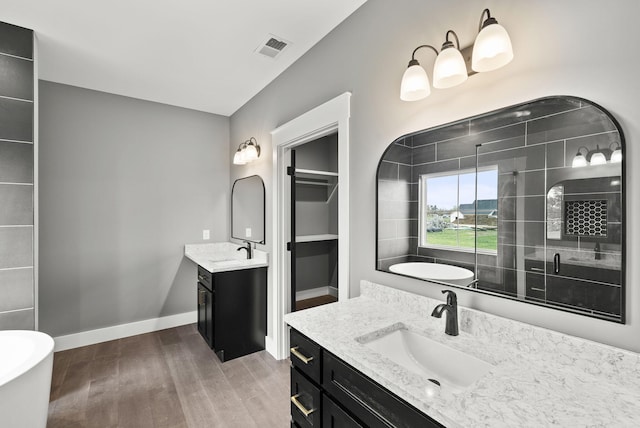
[362,328,493,392]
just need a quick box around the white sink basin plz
[362,327,493,392]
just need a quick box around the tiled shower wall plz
[0,22,35,329]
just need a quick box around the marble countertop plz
[284,280,640,427]
[184,242,268,273]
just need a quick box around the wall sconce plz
[400,8,513,101]
[233,137,261,165]
[572,143,622,168]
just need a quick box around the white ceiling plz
[0,0,367,116]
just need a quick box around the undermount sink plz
[361,327,494,392]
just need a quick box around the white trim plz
[52,311,197,352]
[271,92,351,360]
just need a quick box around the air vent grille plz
[256,34,291,59]
[266,38,287,51]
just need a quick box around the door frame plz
[270,92,351,359]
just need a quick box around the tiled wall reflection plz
[377,97,623,321]
[0,21,34,330]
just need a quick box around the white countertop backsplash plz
[284,280,640,427]
[184,242,268,273]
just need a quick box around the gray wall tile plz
[0,141,33,182]
[0,268,33,311]
[0,22,32,59]
[0,55,33,100]
[0,97,33,141]
[0,308,34,330]
[0,184,33,224]
[0,227,32,268]
[527,106,617,145]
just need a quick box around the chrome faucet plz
[431,290,459,336]
[237,241,253,259]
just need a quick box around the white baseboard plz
[53,311,197,352]
[296,286,334,301]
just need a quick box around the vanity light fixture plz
[572,144,621,168]
[400,8,513,101]
[472,9,514,72]
[433,31,468,89]
[233,137,261,165]
[589,148,607,166]
[400,44,438,101]
[610,142,622,163]
[571,147,589,168]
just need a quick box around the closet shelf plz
[296,234,339,243]
[295,168,339,178]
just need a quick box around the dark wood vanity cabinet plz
[289,329,444,428]
[196,265,267,362]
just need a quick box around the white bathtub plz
[389,262,475,286]
[0,330,54,428]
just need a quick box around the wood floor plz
[47,324,291,428]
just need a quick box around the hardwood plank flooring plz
[47,324,290,428]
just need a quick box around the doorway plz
[270,92,351,359]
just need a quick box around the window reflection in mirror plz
[420,168,498,252]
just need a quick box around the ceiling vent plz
[256,35,290,59]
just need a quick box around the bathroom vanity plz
[185,242,268,362]
[285,280,640,427]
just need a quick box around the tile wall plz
[0,22,35,329]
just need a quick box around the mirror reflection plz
[376,96,624,322]
[232,175,265,244]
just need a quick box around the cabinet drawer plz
[322,393,363,428]
[291,367,321,428]
[197,265,212,289]
[323,352,443,428]
[290,329,322,383]
[525,272,546,301]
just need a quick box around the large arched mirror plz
[376,96,625,322]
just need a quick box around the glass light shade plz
[243,144,258,162]
[610,148,622,163]
[572,154,588,168]
[233,149,246,165]
[400,64,431,101]
[472,23,514,72]
[590,151,606,165]
[433,48,468,89]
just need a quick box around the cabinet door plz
[197,283,213,348]
[322,394,363,428]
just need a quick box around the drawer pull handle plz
[530,287,545,292]
[290,347,314,364]
[290,394,315,417]
[198,275,206,281]
[530,267,544,272]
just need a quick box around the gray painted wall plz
[230,0,640,352]
[39,81,229,337]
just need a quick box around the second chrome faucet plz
[431,290,459,336]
